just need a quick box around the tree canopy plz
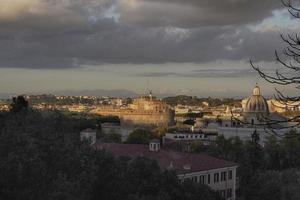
[0,108,219,200]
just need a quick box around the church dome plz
[245,85,269,113]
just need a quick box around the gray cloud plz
[0,21,286,69]
[0,0,293,69]
[118,0,282,27]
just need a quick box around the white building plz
[162,131,218,152]
[175,105,191,114]
[163,132,217,145]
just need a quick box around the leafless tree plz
[239,0,300,138]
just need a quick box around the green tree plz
[264,135,283,170]
[190,141,205,153]
[10,96,29,113]
[154,126,168,138]
[280,130,300,169]
[0,110,222,200]
[126,129,152,144]
[104,129,122,143]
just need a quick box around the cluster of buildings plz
[0,95,128,113]
[175,105,203,114]
[0,95,117,112]
[67,85,300,200]
[70,84,299,147]
[167,85,298,146]
[205,85,297,144]
[0,102,9,111]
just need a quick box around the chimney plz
[149,139,161,152]
[80,128,97,145]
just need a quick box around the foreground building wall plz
[178,166,237,200]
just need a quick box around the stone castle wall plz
[94,109,175,127]
[91,95,175,127]
[121,112,175,127]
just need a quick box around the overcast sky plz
[0,0,299,98]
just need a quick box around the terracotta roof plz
[150,139,160,143]
[94,142,237,174]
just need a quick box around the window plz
[207,174,211,184]
[220,190,226,198]
[221,171,227,181]
[183,178,190,182]
[199,175,205,184]
[227,188,233,198]
[191,176,198,183]
[214,173,219,183]
[228,170,233,180]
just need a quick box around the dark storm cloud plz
[118,0,282,27]
[0,0,291,69]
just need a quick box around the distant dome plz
[245,85,269,113]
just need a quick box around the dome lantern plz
[245,84,269,114]
[252,84,261,96]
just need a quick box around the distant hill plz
[1,89,178,99]
[52,89,139,98]
[0,89,139,99]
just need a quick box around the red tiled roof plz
[94,142,237,174]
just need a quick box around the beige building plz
[91,93,175,127]
[268,99,300,113]
[0,103,10,111]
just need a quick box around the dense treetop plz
[0,104,220,200]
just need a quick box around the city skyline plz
[0,0,299,97]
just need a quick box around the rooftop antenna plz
[149,90,153,100]
[146,79,150,95]
[146,78,154,100]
